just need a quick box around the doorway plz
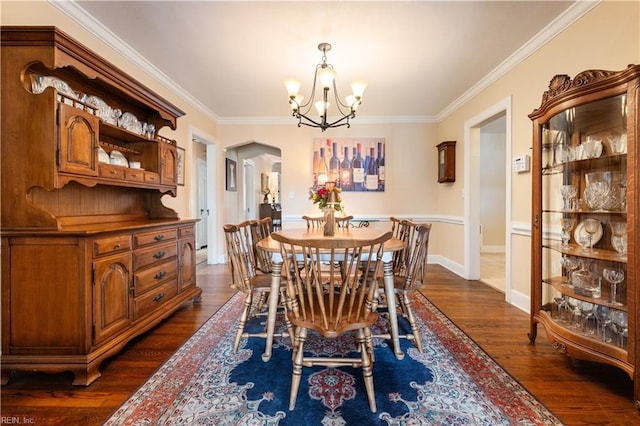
[191,135,217,265]
[464,97,512,301]
[243,160,257,221]
[479,115,506,290]
[196,157,208,250]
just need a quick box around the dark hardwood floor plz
[1,263,638,425]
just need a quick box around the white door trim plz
[463,96,513,302]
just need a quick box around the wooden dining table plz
[256,227,406,362]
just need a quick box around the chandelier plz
[285,43,366,132]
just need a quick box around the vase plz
[323,208,335,236]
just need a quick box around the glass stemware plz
[560,184,578,211]
[561,255,581,287]
[578,301,595,335]
[609,221,627,258]
[560,218,576,248]
[595,305,612,343]
[567,297,581,329]
[582,218,600,252]
[603,267,624,306]
[611,310,628,349]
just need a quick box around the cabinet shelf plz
[542,154,626,174]
[543,276,628,311]
[542,240,627,263]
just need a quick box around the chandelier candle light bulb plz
[286,42,366,131]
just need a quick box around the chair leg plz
[280,289,296,343]
[357,328,377,412]
[289,327,307,411]
[254,290,268,313]
[233,292,252,352]
[402,292,423,352]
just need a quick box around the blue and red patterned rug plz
[105,291,563,425]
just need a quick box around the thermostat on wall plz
[512,155,530,173]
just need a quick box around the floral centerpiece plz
[308,182,343,212]
[309,182,343,236]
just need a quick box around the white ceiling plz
[59,1,594,124]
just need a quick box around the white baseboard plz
[481,245,505,253]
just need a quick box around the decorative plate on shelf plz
[574,220,603,248]
[98,146,110,164]
[109,150,129,167]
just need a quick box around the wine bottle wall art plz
[312,138,385,192]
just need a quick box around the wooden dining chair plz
[223,223,293,352]
[250,217,273,273]
[272,230,392,413]
[302,214,354,229]
[378,220,431,353]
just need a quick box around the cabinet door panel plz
[179,237,196,291]
[93,253,132,345]
[59,103,99,177]
[160,142,177,185]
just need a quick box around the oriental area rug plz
[105,291,563,425]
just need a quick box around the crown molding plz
[49,0,220,122]
[437,0,600,121]
[52,0,600,126]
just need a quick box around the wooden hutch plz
[1,27,202,385]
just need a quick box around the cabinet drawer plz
[134,259,177,295]
[134,279,178,319]
[93,234,132,257]
[125,168,145,182]
[134,228,177,247]
[179,225,195,238]
[144,171,160,183]
[99,163,126,180]
[134,241,177,271]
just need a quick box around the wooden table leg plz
[383,259,404,359]
[262,258,282,362]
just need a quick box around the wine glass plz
[578,301,595,335]
[560,218,576,248]
[609,221,627,259]
[560,185,578,211]
[603,267,624,306]
[567,297,581,329]
[611,310,628,348]
[561,255,581,287]
[595,305,612,342]
[582,218,600,252]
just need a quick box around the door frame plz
[190,131,218,264]
[463,96,512,301]
[196,157,208,249]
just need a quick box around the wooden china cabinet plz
[1,27,201,385]
[528,65,640,407]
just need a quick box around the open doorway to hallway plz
[479,115,506,291]
[191,135,217,265]
[464,97,512,301]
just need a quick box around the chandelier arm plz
[325,114,354,128]
[295,112,323,128]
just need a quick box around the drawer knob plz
[153,251,166,259]
[154,271,167,280]
[154,234,165,241]
[152,292,166,302]
[113,243,121,249]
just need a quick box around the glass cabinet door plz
[540,93,628,350]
